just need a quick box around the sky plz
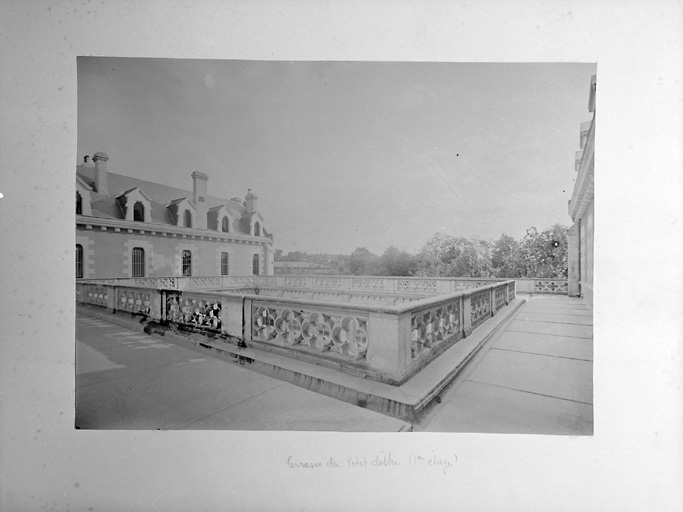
[78,58,596,255]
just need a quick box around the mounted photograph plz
[75,58,595,433]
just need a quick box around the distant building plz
[568,75,596,305]
[274,261,337,275]
[76,152,274,279]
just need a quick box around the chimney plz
[245,189,258,213]
[191,170,209,230]
[93,152,109,195]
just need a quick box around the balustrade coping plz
[77,275,564,283]
[78,279,516,316]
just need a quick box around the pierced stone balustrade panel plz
[397,279,438,294]
[314,277,341,289]
[166,293,222,331]
[452,280,494,291]
[410,300,461,359]
[118,288,152,315]
[186,276,221,289]
[533,280,568,294]
[133,277,178,289]
[351,278,383,291]
[222,276,254,288]
[507,282,516,302]
[283,276,307,288]
[494,286,507,311]
[255,276,279,286]
[470,290,491,329]
[251,303,369,363]
[83,286,109,307]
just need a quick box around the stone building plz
[76,152,274,279]
[568,75,596,305]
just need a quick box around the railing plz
[512,278,569,295]
[76,277,517,384]
[78,275,505,294]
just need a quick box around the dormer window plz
[167,197,196,229]
[208,205,234,234]
[254,222,261,237]
[75,176,93,216]
[117,188,152,223]
[133,201,145,222]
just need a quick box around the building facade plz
[76,152,274,279]
[568,75,596,305]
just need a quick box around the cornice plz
[569,114,595,221]
[76,215,272,245]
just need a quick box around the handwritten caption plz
[285,452,458,476]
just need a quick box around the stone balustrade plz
[77,275,568,295]
[512,278,569,295]
[76,277,516,384]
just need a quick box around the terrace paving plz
[415,295,593,434]
[76,294,593,434]
[76,312,411,432]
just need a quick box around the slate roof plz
[76,165,255,235]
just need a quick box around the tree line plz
[275,224,568,279]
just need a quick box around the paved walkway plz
[75,310,410,431]
[77,295,592,434]
[416,295,593,434]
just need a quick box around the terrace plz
[76,274,574,421]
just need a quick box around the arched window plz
[76,244,83,278]
[222,216,230,233]
[182,250,192,276]
[254,222,260,237]
[76,192,82,215]
[132,247,145,277]
[221,252,229,275]
[184,210,192,228]
[252,254,260,275]
[133,201,145,222]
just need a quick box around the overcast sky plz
[78,58,596,255]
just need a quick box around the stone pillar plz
[108,285,118,312]
[242,298,253,341]
[366,311,411,378]
[150,290,163,321]
[462,295,473,337]
[222,296,244,339]
[567,223,581,297]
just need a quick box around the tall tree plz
[348,247,378,275]
[491,234,522,277]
